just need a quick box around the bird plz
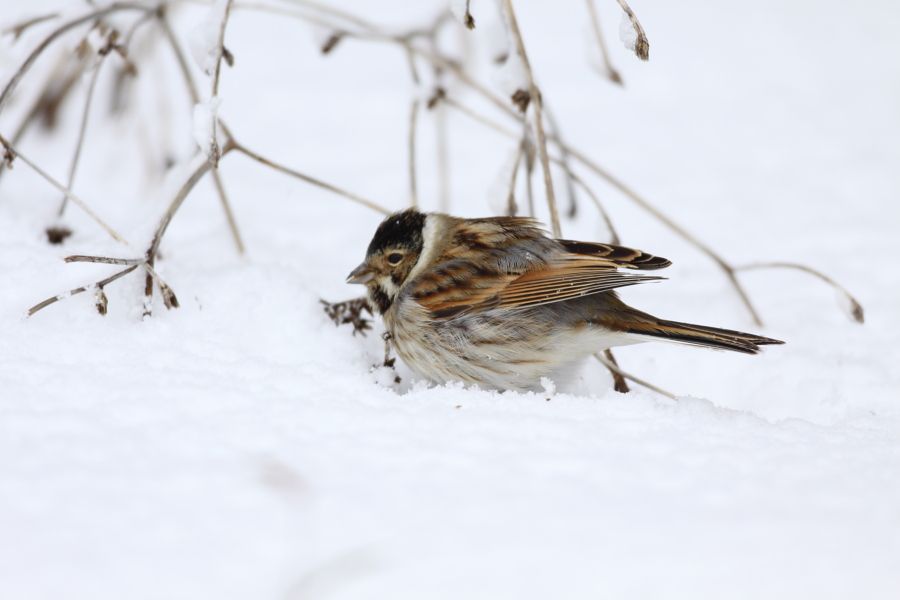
[347,209,782,391]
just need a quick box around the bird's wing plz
[413,230,668,319]
[555,239,671,270]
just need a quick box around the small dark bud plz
[464,12,475,30]
[511,89,531,113]
[320,33,343,55]
[45,226,73,245]
[222,46,234,67]
[426,87,446,110]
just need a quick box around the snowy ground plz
[1,1,899,598]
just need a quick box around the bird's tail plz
[621,316,784,354]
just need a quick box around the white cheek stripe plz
[405,214,440,284]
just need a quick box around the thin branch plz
[0,133,126,243]
[158,9,244,253]
[434,97,450,211]
[543,103,579,218]
[208,0,235,167]
[584,0,622,84]
[407,98,419,208]
[501,0,560,236]
[735,262,865,324]
[2,12,60,40]
[147,155,216,259]
[565,168,620,244]
[27,264,139,317]
[230,140,391,215]
[595,352,678,400]
[615,0,649,61]
[602,348,629,393]
[58,58,105,216]
[506,141,524,216]
[0,2,151,114]
[65,255,143,265]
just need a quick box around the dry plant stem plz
[585,0,622,84]
[506,142,524,216]
[615,0,649,61]
[66,255,144,265]
[0,134,126,243]
[208,0,235,167]
[735,262,865,323]
[407,98,419,208]
[543,104,579,218]
[566,168,620,244]
[601,348,629,393]
[595,352,679,400]
[501,0,561,237]
[58,59,104,216]
[230,141,391,214]
[434,102,450,211]
[2,12,60,40]
[0,2,151,114]
[157,10,245,253]
[27,264,138,316]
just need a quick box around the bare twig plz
[157,9,244,253]
[65,255,144,265]
[595,352,678,400]
[543,104,579,218]
[407,98,419,208]
[602,348,629,393]
[585,0,622,84]
[0,133,126,243]
[230,140,391,214]
[615,0,649,61]
[735,262,865,324]
[27,264,139,316]
[501,0,561,236]
[58,58,104,216]
[0,2,151,114]
[208,0,235,167]
[506,141,524,216]
[434,97,450,211]
[565,168,620,244]
[2,12,60,40]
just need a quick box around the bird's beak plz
[346,262,374,285]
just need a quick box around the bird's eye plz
[387,252,403,265]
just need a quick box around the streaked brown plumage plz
[347,210,782,391]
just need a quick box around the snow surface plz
[1,1,899,599]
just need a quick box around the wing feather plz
[410,219,668,319]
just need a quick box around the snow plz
[188,0,230,76]
[1,0,899,599]
[192,96,220,158]
[618,9,638,53]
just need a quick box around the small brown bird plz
[347,210,782,391]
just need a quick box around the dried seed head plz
[45,226,73,245]
[464,12,475,30]
[95,288,108,315]
[511,89,531,113]
[160,283,179,310]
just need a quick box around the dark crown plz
[366,209,427,256]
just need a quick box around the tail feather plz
[623,318,784,354]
